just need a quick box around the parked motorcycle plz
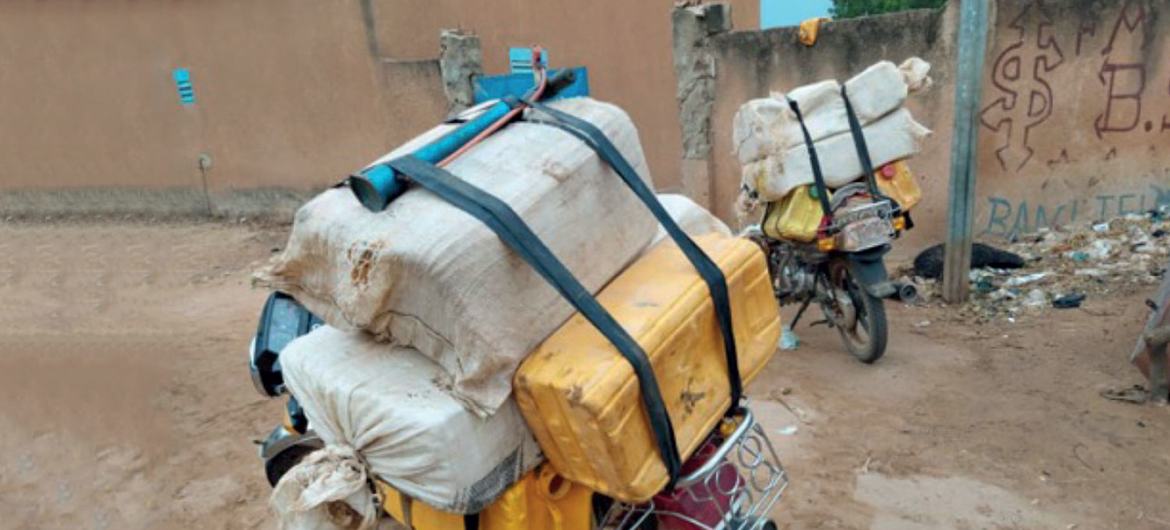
[747,178,913,363]
[745,95,920,364]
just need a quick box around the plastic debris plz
[1085,239,1116,260]
[902,210,1168,322]
[1052,293,1086,309]
[1023,289,1048,308]
[780,324,800,350]
[1005,272,1050,287]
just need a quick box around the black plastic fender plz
[843,245,896,299]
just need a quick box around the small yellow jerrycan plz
[762,184,828,242]
[875,160,922,211]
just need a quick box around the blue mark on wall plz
[508,47,549,74]
[473,67,590,104]
[172,68,195,106]
[980,170,1170,237]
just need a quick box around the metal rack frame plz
[598,407,789,530]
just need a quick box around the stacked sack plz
[257,97,738,526]
[257,98,660,418]
[733,57,933,219]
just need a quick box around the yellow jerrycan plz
[875,160,922,211]
[762,184,828,242]
[377,465,593,530]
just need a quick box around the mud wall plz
[0,0,759,217]
[0,0,448,217]
[694,0,1170,251]
[367,0,759,193]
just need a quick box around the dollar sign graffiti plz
[980,1,1065,172]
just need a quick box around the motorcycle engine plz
[768,242,818,304]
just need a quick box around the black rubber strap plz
[522,100,743,412]
[463,513,479,530]
[785,97,834,218]
[382,155,684,485]
[839,86,888,202]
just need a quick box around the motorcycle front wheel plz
[825,263,888,363]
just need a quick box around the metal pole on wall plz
[943,0,992,303]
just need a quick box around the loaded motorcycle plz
[248,50,789,529]
[746,95,920,364]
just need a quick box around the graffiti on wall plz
[980,0,1160,173]
[1094,0,1151,138]
[981,169,1170,237]
[980,1,1064,172]
[975,0,1170,239]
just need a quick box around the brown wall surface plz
[974,0,1170,240]
[366,0,759,193]
[700,0,1170,254]
[2,0,728,215]
[0,0,449,216]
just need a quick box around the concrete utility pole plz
[943,0,992,303]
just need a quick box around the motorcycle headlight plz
[249,292,323,398]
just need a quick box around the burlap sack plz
[256,98,657,416]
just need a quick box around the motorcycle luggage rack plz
[598,407,789,529]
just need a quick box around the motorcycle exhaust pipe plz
[892,282,919,304]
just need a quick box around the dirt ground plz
[2,219,1168,530]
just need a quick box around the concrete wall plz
[689,0,1170,252]
[367,0,759,193]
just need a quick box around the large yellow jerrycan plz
[762,184,827,242]
[514,234,781,503]
[377,465,592,530]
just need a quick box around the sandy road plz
[1,220,1167,529]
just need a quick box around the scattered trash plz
[780,324,800,350]
[1023,289,1047,308]
[777,425,799,436]
[1005,272,1049,287]
[1084,239,1115,260]
[913,320,931,328]
[1052,293,1086,309]
[906,211,1168,321]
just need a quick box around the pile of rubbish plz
[908,212,1170,321]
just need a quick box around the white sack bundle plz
[277,326,542,516]
[743,108,931,201]
[255,98,658,416]
[732,57,932,166]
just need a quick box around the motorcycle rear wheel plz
[827,265,888,363]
